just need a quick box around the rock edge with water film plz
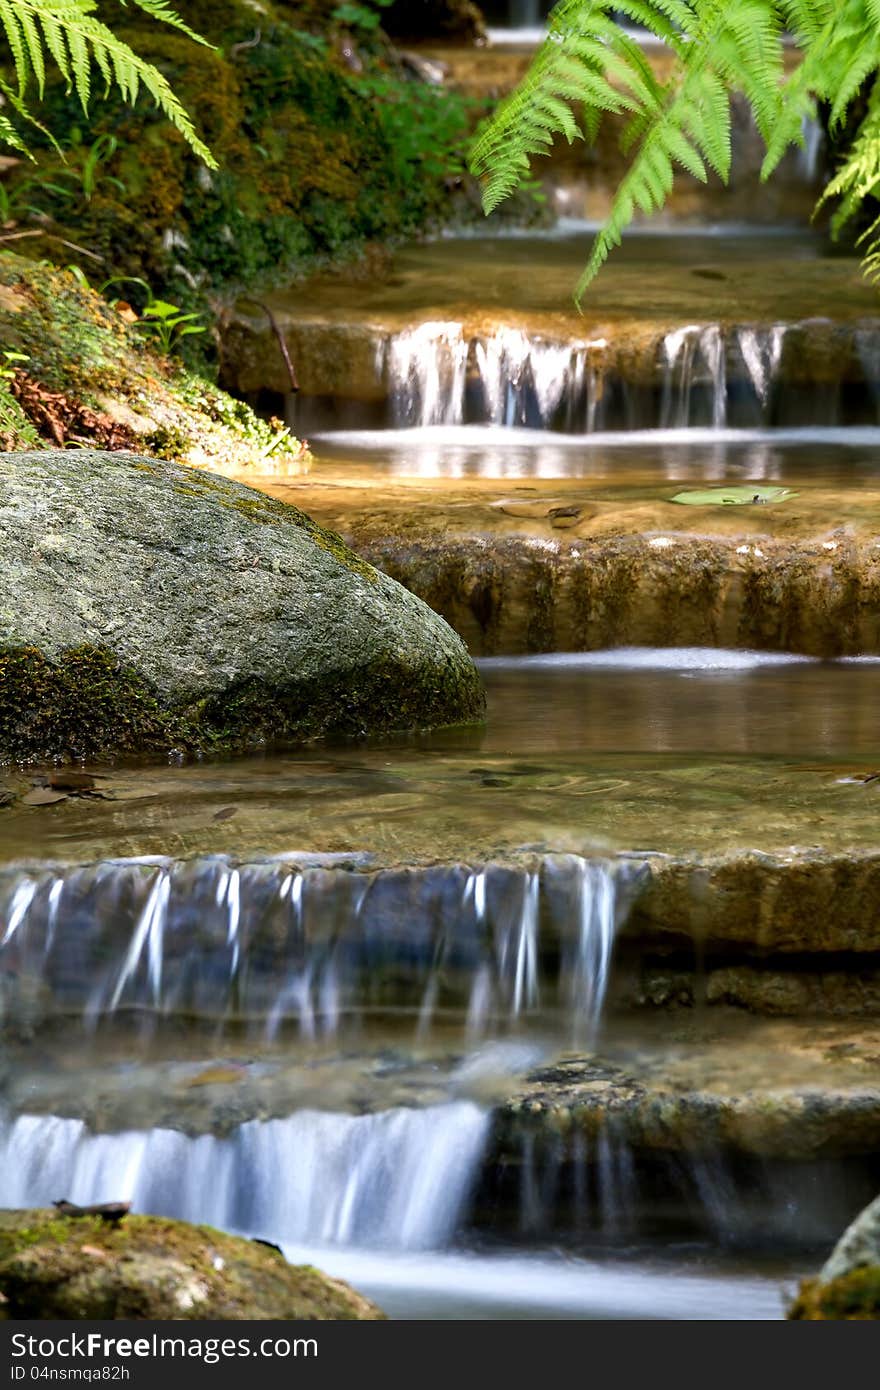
[0,450,485,761]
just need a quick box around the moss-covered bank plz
[0,0,480,323]
[0,251,307,473]
[0,1209,383,1319]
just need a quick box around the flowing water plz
[4,32,880,1321]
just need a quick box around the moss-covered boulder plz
[0,1210,382,1319]
[789,1193,880,1319]
[0,450,486,761]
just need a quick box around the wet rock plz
[789,1195,880,1318]
[497,1060,880,1161]
[633,851,880,953]
[0,1210,383,1320]
[0,451,485,760]
[820,1192,880,1284]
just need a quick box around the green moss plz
[0,640,485,764]
[2,1,475,321]
[0,251,307,468]
[201,653,487,748]
[0,646,202,762]
[788,1267,880,1319]
[0,1209,383,1320]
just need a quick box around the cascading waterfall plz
[473,329,607,430]
[0,1103,490,1252]
[385,322,469,426]
[383,325,609,432]
[370,319,880,433]
[0,854,645,1257]
[497,1119,876,1251]
[660,325,726,429]
[0,854,645,1038]
[736,325,787,409]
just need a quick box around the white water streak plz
[0,1103,490,1253]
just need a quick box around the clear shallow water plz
[3,653,880,866]
[478,650,880,758]
[309,427,880,481]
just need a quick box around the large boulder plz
[0,1209,382,1319]
[0,451,485,761]
[789,1194,880,1319]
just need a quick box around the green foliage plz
[357,69,474,184]
[332,0,394,32]
[0,0,214,164]
[0,350,41,447]
[1,3,476,319]
[137,298,205,354]
[470,0,880,299]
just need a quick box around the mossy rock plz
[0,450,486,761]
[788,1191,880,1318]
[788,1268,880,1320]
[0,1210,383,1320]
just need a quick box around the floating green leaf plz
[670,486,798,506]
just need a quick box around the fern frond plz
[0,0,215,164]
[471,0,880,299]
[119,1,212,48]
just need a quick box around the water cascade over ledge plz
[0,854,646,1040]
[284,319,880,435]
[0,1104,490,1252]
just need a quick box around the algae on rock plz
[0,1209,383,1319]
[0,450,486,762]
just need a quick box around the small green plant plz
[137,299,206,355]
[0,349,31,383]
[55,131,126,203]
[0,349,41,447]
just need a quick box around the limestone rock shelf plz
[261,467,880,657]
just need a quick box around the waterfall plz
[386,322,469,426]
[384,325,607,431]
[0,1102,490,1252]
[499,1119,873,1250]
[474,329,604,429]
[0,855,645,1038]
[359,319,880,433]
[660,325,726,429]
[736,326,787,409]
[856,327,880,419]
[796,115,824,184]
